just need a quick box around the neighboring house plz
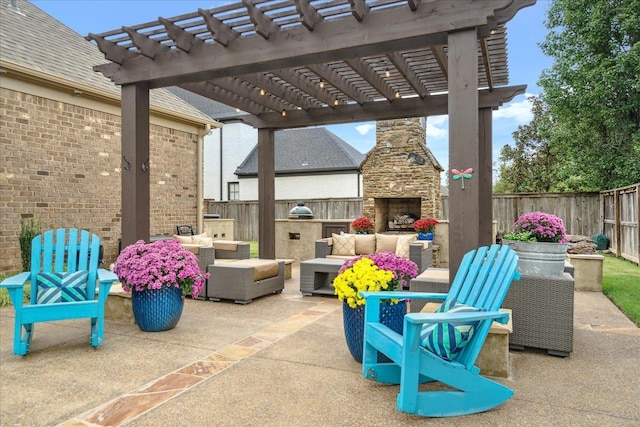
[0,0,218,272]
[235,127,364,200]
[167,87,365,201]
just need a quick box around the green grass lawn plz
[248,241,259,258]
[602,254,640,326]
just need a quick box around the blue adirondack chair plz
[360,244,520,417]
[0,228,118,356]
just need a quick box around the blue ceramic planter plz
[418,232,434,241]
[342,300,407,363]
[132,286,184,332]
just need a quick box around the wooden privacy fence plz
[207,198,362,241]
[208,192,603,243]
[601,184,640,264]
[442,192,601,237]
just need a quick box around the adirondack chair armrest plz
[360,290,447,301]
[0,272,30,288]
[97,268,118,284]
[404,310,509,326]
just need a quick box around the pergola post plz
[121,83,150,247]
[478,107,495,246]
[257,128,276,259]
[448,28,480,277]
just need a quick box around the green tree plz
[538,0,640,190]
[494,97,565,192]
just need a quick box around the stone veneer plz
[361,118,442,232]
[0,88,200,272]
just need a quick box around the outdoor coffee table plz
[300,258,345,296]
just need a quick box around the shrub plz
[19,218,41,272]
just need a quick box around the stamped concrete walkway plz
[1,264,638,426]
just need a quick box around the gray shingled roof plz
[166,87,242,121]
[0,0,212,123]
[236,128,365,176]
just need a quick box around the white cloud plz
[355,123,375,135]
[493,93,536,124]
[426,115,448,139]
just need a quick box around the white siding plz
[239,173,362,200]
[203,123,257,200]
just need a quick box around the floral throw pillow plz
[332,233,356,256]
[419,298,485,361]
[36,271,89,304]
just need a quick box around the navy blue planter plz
[132,286,184,332]
[343,300,407,363]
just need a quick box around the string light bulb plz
[319,80,325,88]
[281,110,286,117]
[385,68,390,78]
[333,99,339,106]
[395,91,401,99]
[260,89,265,96]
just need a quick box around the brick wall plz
[0,88,200,272]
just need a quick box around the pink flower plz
[113,239,208,298]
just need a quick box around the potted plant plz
[113,239,208,331]
[351,216,374,234]
[413,217,438,241]
[502,211,568,277]
[334,251,418,362]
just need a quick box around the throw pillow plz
[354,233,376,255]
[419,299,485,361]
[173,234,194,244]
[375,233,398,253]
[332,233,356,256]
[193,236,214,247]
[395,234,417,258]
[36,271,89,304]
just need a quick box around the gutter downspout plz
[219,126,223,200]
[197,124,211,233]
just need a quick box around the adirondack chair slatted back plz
[445,245,519,369]
[29,229,100,304]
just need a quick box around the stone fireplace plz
[361,118,443,233]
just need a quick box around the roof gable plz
[236,127,365,176]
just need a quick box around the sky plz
[31,0,555,182]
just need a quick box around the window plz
[228,182,239,201]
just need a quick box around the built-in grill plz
[288,203,314,219]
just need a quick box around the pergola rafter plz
[87,0,535,274]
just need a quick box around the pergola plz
[88,0,534,274]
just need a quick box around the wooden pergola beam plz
[240,85,525,129]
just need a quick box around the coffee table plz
[300,258,345,296]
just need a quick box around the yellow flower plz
[333,258,394,306]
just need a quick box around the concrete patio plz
[1,263,638,426]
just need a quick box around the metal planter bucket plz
[503,240,568,277]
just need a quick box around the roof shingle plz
[0,0,213,123]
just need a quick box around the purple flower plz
[512,212,567,243]
[113,239,208,298]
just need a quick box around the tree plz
[494,97,566,193]
[538,0,640,190]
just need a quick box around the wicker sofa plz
[173,233,250,272]
[314,233,432,274]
